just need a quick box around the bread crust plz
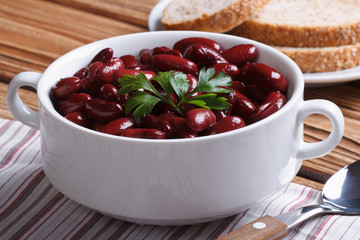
[276,43,360,73]
[161,0,270,33]
[231,21,360,48]
[230,0,360,47]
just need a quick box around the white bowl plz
[7,31,344,225]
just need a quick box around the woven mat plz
[0,119,359,240]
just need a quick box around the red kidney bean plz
[186,74,198,94]
[151,47,183,58]
[92,121,105,132]
[213,110,228,121]
[211,63,239,79]
[80,77,102,97]
[167,49,183,57]
[217,91,234,117]
[52,77,81,99]
[265,91,286,107]
[183,43,227,68]
[173,37,222,53]
[152,54,198,75]
[153,48,183,57]
[158,112,176,122]
[152,46,171,56]
[80,61,103,96]
[236,63,251,83]
[117,128,166,139]
[230,81,247,94]
[206,116,246,135]
[88,61,104,76]
[140,114,175,138]
[85,99,124,122]
[221,44,258,68]
[171,117,198,138]
[139,48,152,65]
[99,84,121,102]
[152,90,177,114]
[244,82,269,103]
[119,93,130,106]
[90,48,113,64]
[178,103,195,115]
[65,112,93,128]
[249,91,287,123]
[120,55,140,69]
[140,64,157,72]
[247,63,288,93]
[185,108,216,132]
[56,93,92,116]
[73,67,88,79]
[96,57,124,84]
[231,89,256,123]
[100,117,135,135]
[220,88,255,122]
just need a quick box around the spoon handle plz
[218,205,327,239]
[217,215,287,240]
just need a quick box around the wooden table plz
[1,0,359,191]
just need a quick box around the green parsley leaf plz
[124,91,162,119]
[186,93,231,110]
[118,73,162,98]
[151,71,174,98]
[190,68,232,95]
[184,100,209,109]
[170,72,190,100]
[117,75,144,94]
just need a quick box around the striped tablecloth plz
[1,118,359,240]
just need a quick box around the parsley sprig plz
[118,68,233,119]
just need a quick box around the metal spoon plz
[218,160,360,240]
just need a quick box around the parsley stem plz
[174,106,184,117]
[167,96,184,117]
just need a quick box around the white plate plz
[148,0,171,32]
[148,0,360,87]
[303,66,360,86]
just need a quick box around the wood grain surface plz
[1,0,359,191]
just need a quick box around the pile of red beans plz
[50,37,288,139]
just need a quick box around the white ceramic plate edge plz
[148,0,171,32]
[303,66,360,86]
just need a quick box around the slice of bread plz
[275,43,360,73]
[161,0,270,33]
[230,0,360,47]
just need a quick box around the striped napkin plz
[0,118,359,240]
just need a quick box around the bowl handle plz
[296,99,344,160]
[6,71,42,130]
